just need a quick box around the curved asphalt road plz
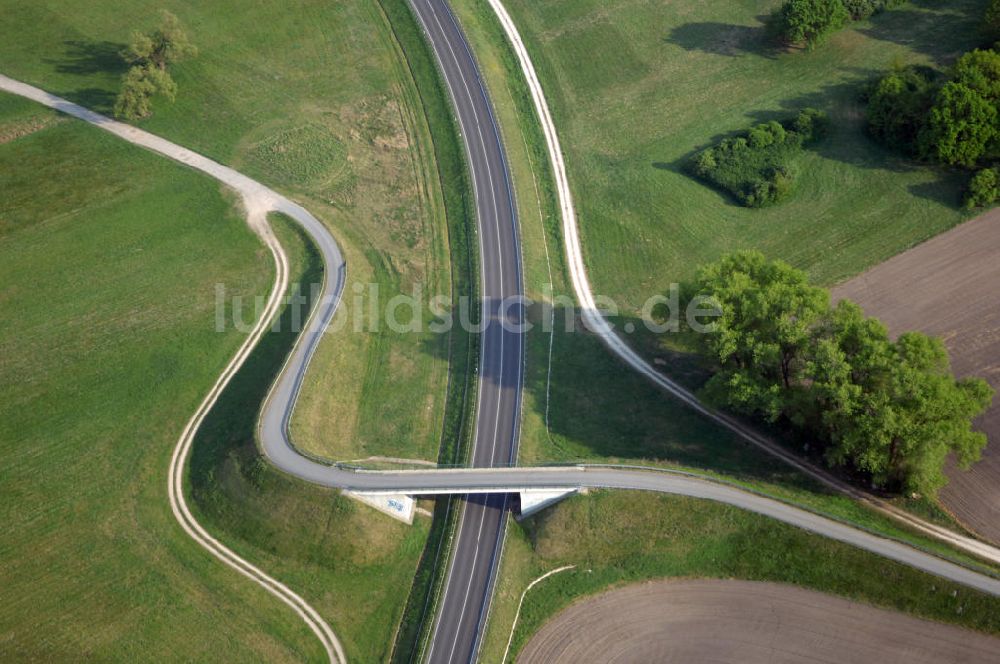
[6,11,1000,661]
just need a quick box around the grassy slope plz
[485,492,1000,661]
[188,213,431,662]
[0,94,322,661]
[0,0,452,462]
[502,0,985,307]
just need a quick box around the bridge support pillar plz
[344,491,415,524]
[518,488,577,518]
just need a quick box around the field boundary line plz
[501,564,575,663]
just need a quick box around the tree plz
[113,65,178,121]
[807,306,991,496]
[690,251,829,420]
[124,10,198,71]
[965,166,1000,209]
[689,253,993,497]
[777,0,850,47]
[954,49,1000,103]
[858,334,990,495]
[114,10,196,121]
[865,67,936,155]
[920,81,998,167]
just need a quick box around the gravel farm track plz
[519,579,1000,664]
[834,208,1000,546]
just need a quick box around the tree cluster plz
[686,251,993,496]
[691,109,827,208]
[774,0,904,47]
[114,11,197,121]
[866,48,1000,208]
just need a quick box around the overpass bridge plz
[286,460,1000,598]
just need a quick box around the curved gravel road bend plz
[6,27,1000,660]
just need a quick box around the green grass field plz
[502,0,984,308]
[0,89,436,661]
[0,93,327,661]
[483,492,1000,662]
[0,0,455,463]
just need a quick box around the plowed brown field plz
[518,579,1000,663]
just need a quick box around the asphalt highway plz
[404,1,524,661]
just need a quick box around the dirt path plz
[833,208,1000,545]
[518,579,1000,663]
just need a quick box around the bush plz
[842,0,879,20]
[690,109,826,208]
[965,166,1000,209]
[777,0,850,46]
[793,107,830,141]
[841,0,907,19]
[865,66,937,155]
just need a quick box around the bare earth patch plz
[832,209,1000,544]
[0,114,59,144]
[518,579,1000,663]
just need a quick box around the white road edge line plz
[480,0,1000,567]
[0,74,347,664]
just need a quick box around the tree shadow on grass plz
[908,170,970,208]
[665,16,783,59]
[739,71,914,167]
[58,87,118,114]
[49,39,128,76]
[858,0,988,66]
[42,39,128,115]
[508,302,819,490]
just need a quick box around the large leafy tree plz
[691,251,828,421]
[865,67,936,155]
[114,11,196,121]
[920,81,998,167]
[812,306,992,495]
[954,48,1000,102]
